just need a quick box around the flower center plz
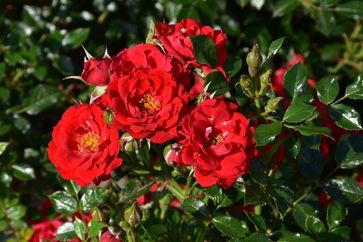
[139,93,160,112]
[211,134,224,145]
[78,132,100,152]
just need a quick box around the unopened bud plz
[145,19,156,44]
[258,69,272,96]
[120,133,138,152]
[124,203,142,227]
[163,143,179,166]
[266,97,283,112]
[246,44,262,69]
[239,75,252,89]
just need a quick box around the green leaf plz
[119,179,155,204]
[205,186,233,208]
[270,184,294,217]
[313,10,336,36]
[335,135,363,169]
[292,203,318,232]
[88,218,106,238]
[12,164,35,180]
[23,84,63,115]
[323,176,363,204]
[74,217,86,240]
[49,191,78,216]
[62,28,90,49]
[80,188,109,212]
[183,197,209,217]
[278,233,315,242]
[0,142,9,156]
[329,104,362,130]
[254,122,282,146]
[291,125,332,138]
[227,59,243,77]
[205,71,229,96]
[0,220,7,232]
[345,74,363,100]
[190,35,218,67]
[326,201,345,230]
[272,0,298,17]
[335,1,363,19]
[267,37,285,57]
[316,76,339,105]
[305,216,326,233]
[56,222,77,240]
[330,226,350,240]
[297,147,324,181]
[245,213,267,232]
[244,180,268,205]
[60,179,81,197]
[7,205,26,220]
[246,232,271,242]
[212,215,248,238]
[283,64,308,100]
[283,101,317,123]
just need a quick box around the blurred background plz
[0,0,362,240]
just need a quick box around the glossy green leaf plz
[331,226,350,240]
[56,222,77,240]
[246,232,271,242]
[227,59,243,77]
[62,28,90,49]
[270,184,294,217]
[245,213,267,232]
[212,215,248,238]
[316,76,339,104]
[0,142,9,156]
[329,104,362,130]
[267,37,285,57]
[80,188,109,212]
[12,164,35,180]
[60,179,81,197]
[205,186,233,208]
[298,147,324,181]
[254,122,282,146]
[326,201,345,230]
[49,191,78,216]
[23,84,63,115]
[74,217,86,240]
[190,35,217,67]
[283,64,308,100]
[278,233,315,242]
[283,101,317,123]
[292,203,318,232]
[205,71,229,96]
[323,176,363,204]
[272,0,298,17]
[305,215,326,233]
[183,197,209,217]
[345,74,363,100]
[335,135,363,169]
[244,180,267,205]
[290,124,332,138]
[119,179,155,204]
[88,218,106,238]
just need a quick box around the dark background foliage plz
[0,0,362,241]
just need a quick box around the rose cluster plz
[48,18,257,190]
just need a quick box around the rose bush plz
[2,1,363,241]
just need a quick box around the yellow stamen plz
[139,93,160,111]
[78,132,100,152]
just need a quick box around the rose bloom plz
[48,104,122,186]
[81,57,112,86]
[172,98,257,189]
[29,219,62,242]
[155,19,227,71]
[108,68,187,143]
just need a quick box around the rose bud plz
[124,203,142,227]
[246,44,262,77]
[81,57,112,86]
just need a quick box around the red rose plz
[48,104,122,186]
[155,19,227,71]
[107,68,187,143]
[100,230,123,242]
[81,58,112,86]
[29,219,62,242]
[172,98,256,189]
